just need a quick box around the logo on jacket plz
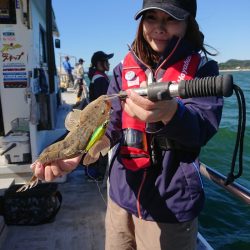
[125,71,139,87]
[125,71,136,80]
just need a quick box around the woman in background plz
[88,51,114,102]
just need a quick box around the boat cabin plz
[0,0,66,183]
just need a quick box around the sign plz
[0,30,27,88]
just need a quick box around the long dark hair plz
[132,15,217,67]
[88,65,96,81]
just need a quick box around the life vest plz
[89,71,109,102]
[120,52,200,171]
[92,71,109,82]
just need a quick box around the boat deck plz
[0,169,211,250]
[0,168,107,250]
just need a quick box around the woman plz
[86,51,114,181]
[103,1,223,249]
[32,0,223,249]
[88,51,114,102]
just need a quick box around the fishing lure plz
[85,120,109,152]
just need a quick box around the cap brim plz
[106,53,114,59]
[134,7,189,21]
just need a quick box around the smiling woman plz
[102,0,224,249]
[131,1,215,70]
[142,10,187,53]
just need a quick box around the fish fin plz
[16,175,40,192]
[100,145,110,156]
[82,152,100,165]
[99,135,111,156]
[65,109,81,131]
[82,136,110,165]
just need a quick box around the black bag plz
[0,183,62,225]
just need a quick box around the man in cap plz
[62,56,74,88]
[75,58,87,104]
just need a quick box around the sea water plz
[199,71,250,250]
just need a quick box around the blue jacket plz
[106,38,223,223]
[62,61,73,74]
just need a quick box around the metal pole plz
[200,163,250,205]
[46,0,55,93]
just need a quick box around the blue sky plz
[52,0,250,72]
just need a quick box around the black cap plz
[91,51,114,66]
[78,58,85,63]
[135,0,197,21]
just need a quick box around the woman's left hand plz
[123,88,178,124]
[31,156,81,182]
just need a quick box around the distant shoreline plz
[219,69,250,72]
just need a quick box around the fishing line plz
[85,165,107,206]
[225,84,246,185]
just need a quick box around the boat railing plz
[200,163,250,205]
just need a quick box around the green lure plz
[85,120,109,152]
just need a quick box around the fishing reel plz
[119,74,246,185]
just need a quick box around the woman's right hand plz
[123,88,178,124]
[31,156,82,182]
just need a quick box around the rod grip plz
[178,74,234,98]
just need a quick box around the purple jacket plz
[106,38,223,223]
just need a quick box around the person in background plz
[31,0,223,249]
[88,51,114,102]
[75,58,86,104]
[84,51,114,181]
[73,62,79,89]
[62,56,74,88]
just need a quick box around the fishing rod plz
[112,74,246,185]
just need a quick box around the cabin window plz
[39,25,47,65]
[0,0,16,24]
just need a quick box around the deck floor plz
[1,168,107,250]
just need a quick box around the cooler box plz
[1,132,31,164]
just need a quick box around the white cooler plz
[1,132,31,164]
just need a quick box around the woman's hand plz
[31,156,82,182]
[123,89,178,124]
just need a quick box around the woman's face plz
[97,60,110,72]
[143,10,187,54]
